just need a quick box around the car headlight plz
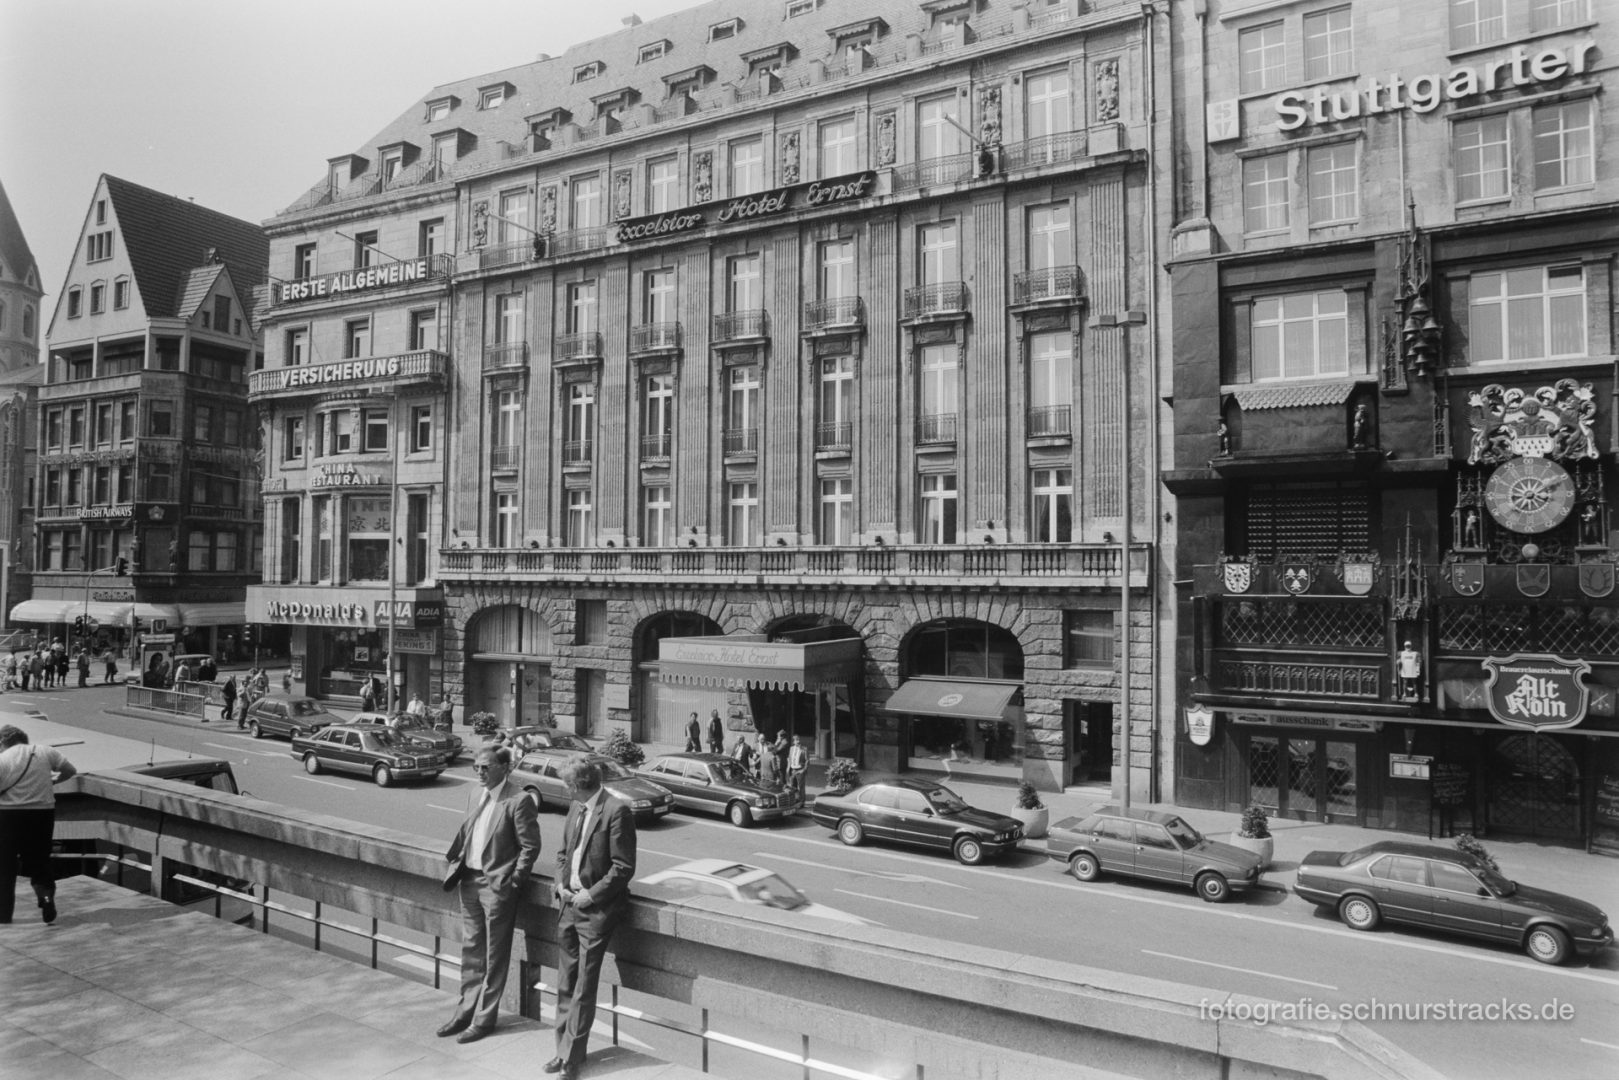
[1247,866,1258,878]
[398,757,416,768]
[755,795,775,808]
[632,800,651,809]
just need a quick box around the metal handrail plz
[630,322,681,352]
[640,433,671,460]
[891,151,975,192]
[562,439,593,464]
[916,412,959,444]
[1014,265,1085,304]
[713,309,767,341]
[550,226,610,257]
[555,331,603,361]
[491,445,520,470]
[1003,130,1087,172]
[803,296,864,331]
[903,282,968,319]
[815,420,852,450]
[482,342,528,371]
[1026,404,1073,437]
[723,427,758,455]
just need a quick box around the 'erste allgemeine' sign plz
[616,171,876,245]
[278,257,434,303]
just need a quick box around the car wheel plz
[837,818,864,846]
[524,787,543,812]
[373,765,393,788]
[953,837,985,866]
[1068,852,1101,882]
[249,721,263,739]
[1339,894,1381,931]
[302,753,321,775]
[1525,925,1571,966]
[727,801,754,828]
[1195,872,1231,903]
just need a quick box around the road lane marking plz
[833,889,977,919]
[1580,1039,1619,1052]
[427,804,465,814]
[1141,949,1337,990]
[294,776,350,789]
[757,852,971,888]
[201,742,284,757]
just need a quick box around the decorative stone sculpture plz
[876,113,897,166]
[612,169,632,220]
[1095,59,1120,123]
[692,151,713,202]
[978,85,1002,146]
[538,187,557,233]
[780,131,801,184]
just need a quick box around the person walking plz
[232,692,249,731]
[0,724,78,924]
[0,652,13,691]
[756,731,777,788]
[55,645,69,688]
[706,709,725,755]
[548,758,636,1080]
[101,646,117,685]
[786,736,809,803]
[220,675,238,725]
[771,729,789,780]
[437,744,541,1045]
[76,649,90,688]
[683,712,702,753]
[360,680,377,713]
[18,652,29,691]
[407,693,427,718]
[731,732,754,776]
[29,651,44,690]
[172,657,193,688]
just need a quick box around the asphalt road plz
[23,687,1619,1080]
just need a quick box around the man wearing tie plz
[546,758,636,1080]
[437,744,541,1044]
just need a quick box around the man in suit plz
[438,744,542,1044]
[547,758,636,1080]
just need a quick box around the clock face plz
[1484,457,1574,534]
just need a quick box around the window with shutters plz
[1241,483,1371,560]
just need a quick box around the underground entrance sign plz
[1480,653,1590,732]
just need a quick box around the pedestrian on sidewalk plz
[361,681,377,713]
[706,709,725,755]
[786,736,809,803]
[0,652,13,691]
[101,646,117,685]
[0,723,78,925]
[29,651,44,690]
[683,712,702,753]
[221,675,238,724]
[54,645,69,688]
[771,729,789,780]
[756,732,777,788]
[75,649,90,688]
[731,733,754,775]
[233,692,249,730]
[18,652,30,691]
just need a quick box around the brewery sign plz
[1186,704,1215,747]
[1480,653,1591,732]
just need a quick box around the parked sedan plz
[349,711,465,763]
[1294,840,1612,964]
[1046,806,1264,902]
[244,696,333,740]
[810,777,1023,865]
[636,753,800,827]
[290,724,447,787]
[502,726,596,754]
[639,859,870,925]
[512,749,675,821]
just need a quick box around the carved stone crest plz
[611,169,633,221]
[1466,380,1600,466]
[692,151,713,202]
[875,112,897,166]
[1094,58,1121,123]
[1218,553,1255,594]
[780,131,801,184]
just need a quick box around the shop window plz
[1064,611,1114,668]
[347,496,390,581]
[577,600,608,645]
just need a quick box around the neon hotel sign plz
[1274,40,1597,131]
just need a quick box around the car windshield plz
[598,759,633,780]
[924,786,970,815]
[739,874,808,911]
[1163,817,1204,850]
[289,700,325,717]
[1477,866,1516,895]
[710,760,750,784]
[392,715,429,731]
[550,733,592,751]
[364,730,404,749]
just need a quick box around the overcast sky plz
[0,0,696,310]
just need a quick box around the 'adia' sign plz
[1480,653,1591,732]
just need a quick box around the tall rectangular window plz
[642,485,673,546]
[1531,0,1589,30]
[343,497,389,581]
[648,156,679,213]
[113,278,130,309]
[418,218,443,257]
[819,116,857,176]
[567,281,598,333]
[283,416,305,461]
[643,268,675,323]
[819,239,855,299]
[314,495,333,582]
[345,318,371,358]
[1533,100,1593,190]
[919,474,958,544]
[286,327,309,366]
[730,136,764,196]
[95,404,114,446]
[1028,204,1071,271]
[280,499,301,583]
[727,482,759,546]
[1307,142,1358,224]
[499,189,531,245]
[354,230,378,269]
[819,478,853,544]
[93,466,111,505]
[819,356,854,448]
[1238,22,1285,93]
[1243,153,1290,234]
[331,410,355,453]
[411,309,437,351]
[1032,468,1073,542]
[496,293,524,344]
[728,254,762,311]
[1303,7,1353,79]
[1455,116,1510,202]
[642,374,673,457]
[1251,291,1350,381]
[192,404,212,443]
[572,174,602,228]
[726,365,760,453]
[495,492,520,548]
[120,401,136,441]
[68,408,85,447]
[918,222,958,285]
[407,494,429,585]
[565,489,593,546]
[1469,266,1586,363]
[567,382,596,461]
[1024,67,1072,138]
[1029,332,1072,435]
[67,468,82,506]
[363,408,389,452]
[1450,0,1505,49]
[494,390,522,452]
[920,344,958,418]
[90,283,105,314]
[115,466,132,503]
[918,93,965,159]
[294,243,316,279]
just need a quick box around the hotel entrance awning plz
[654,636,863,692]
[884,678,1021,721]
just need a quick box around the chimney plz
[622,14,642,26]
[536,52,552,61]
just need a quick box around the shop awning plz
[132,603,182,625]
[655,636,863,692]
[884,679,1021,721]
[177,602,245,626]
[9,600,79,625]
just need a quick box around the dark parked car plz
[1294,840,1612,965]
[350,711,465,763]
[513,748,675,821]
[244,696,332,740]
[291,724,447,787]
[1046,806,1264,902]
[636,753,800,827]
[810,777,1023,865]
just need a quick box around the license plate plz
[654,805,671,815]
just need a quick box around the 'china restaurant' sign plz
[277,257,435,303]
[616,171,877,245]
[1480,653,1591,732]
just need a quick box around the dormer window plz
[592,87,639,123]
[638,40,670,63]
[574,60,604,83]
[662,64,716,101]
[828,17,888,48]
[425,96,455,121]
[709,18,742,41]
[527,107,571,151]
[380,149,404,183]
[744,43,795,80]
[478,83,511,109]
[787,0,820,17]
[921,0,977,29]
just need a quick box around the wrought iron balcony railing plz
[917,412,959,445]
[482,342,528,372]
[479,240,538,271]
[555,331,603,362]
[630,322,681,353]
[548,226,610,257]
[802,297,864,333]
[490,444,520,470]
[903,282,968,320]
[713,309,768,343]
[249,350,449,398]
[816,421,852,451]
[1003,131,1087,172]
[562,439,593,465]
[640,432,671,460]
[1027,404,1072,438]
[723,427,758,455]
[1013,266,1085,305]
[891,152,975,193]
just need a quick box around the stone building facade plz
[0,179,42,630]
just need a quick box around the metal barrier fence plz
[124,684,208,717]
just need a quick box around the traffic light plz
[73,616,85,634]
[241,627,254,646]
[116,556,128,575]
[131,615,142,636]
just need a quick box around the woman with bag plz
[0,724,78,924]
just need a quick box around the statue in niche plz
[876,113,897,166]
[1462,509,1480,549]
[978,86,1002,146]
[1350,403,1370,449]
[538,187,557,233]
[1095,59,1121,123]
[1217,420,1230,456]
[780,131,801,184]
[692,152,713,202]
[472,201,489,247]
[1583,504,1602,545]
[612,170,632,220]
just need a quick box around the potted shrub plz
[1454,834,1499,873]
[602,728,646,767]
[825,757,860,794]
[1011,780,1048,839]
[469,712,501,739]
[1229,805,1273,870]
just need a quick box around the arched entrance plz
[634,611,723,744]
[1487,733,1581,840]
[894,618,1025,781]
[465,606,553,729]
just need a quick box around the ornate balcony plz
[562,439,593,465]
[490,444,520,471]
[640,432,671,461]
[548,226,610,258]
[917,412,958,445]
[723,427,758,456]
[1003,131,1087,172]
[482,342,528,374]
[478,240,539,271]
[891,152,975,193]
[555,331,603,363]
[630,322,682,354]
[802,297,864,335]
[1013,266,1085,306]
[902,282,968,322]
[816,421,852,452]
[713,309,768,345]
[249,350,449,401]
[1027,405,1072,438]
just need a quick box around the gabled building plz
[20,176,267,665]
[0,177,43,633]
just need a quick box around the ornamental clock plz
[1483,456,1575,534]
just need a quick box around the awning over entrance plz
[9,600,182,628]
[884,678,1020,721]
[655,636,863,692]
[9,600,79,625]
[177,602,245,626]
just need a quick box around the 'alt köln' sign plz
[1480,653,1591,732]
[615,171,877,245]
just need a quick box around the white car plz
[638,859,871,925]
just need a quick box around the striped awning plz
[177,602,246,626]
[654,636,863,692]
[884,679,1021,722]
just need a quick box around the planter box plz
[1228,833,1274,870]
[1012,806,1049,839]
